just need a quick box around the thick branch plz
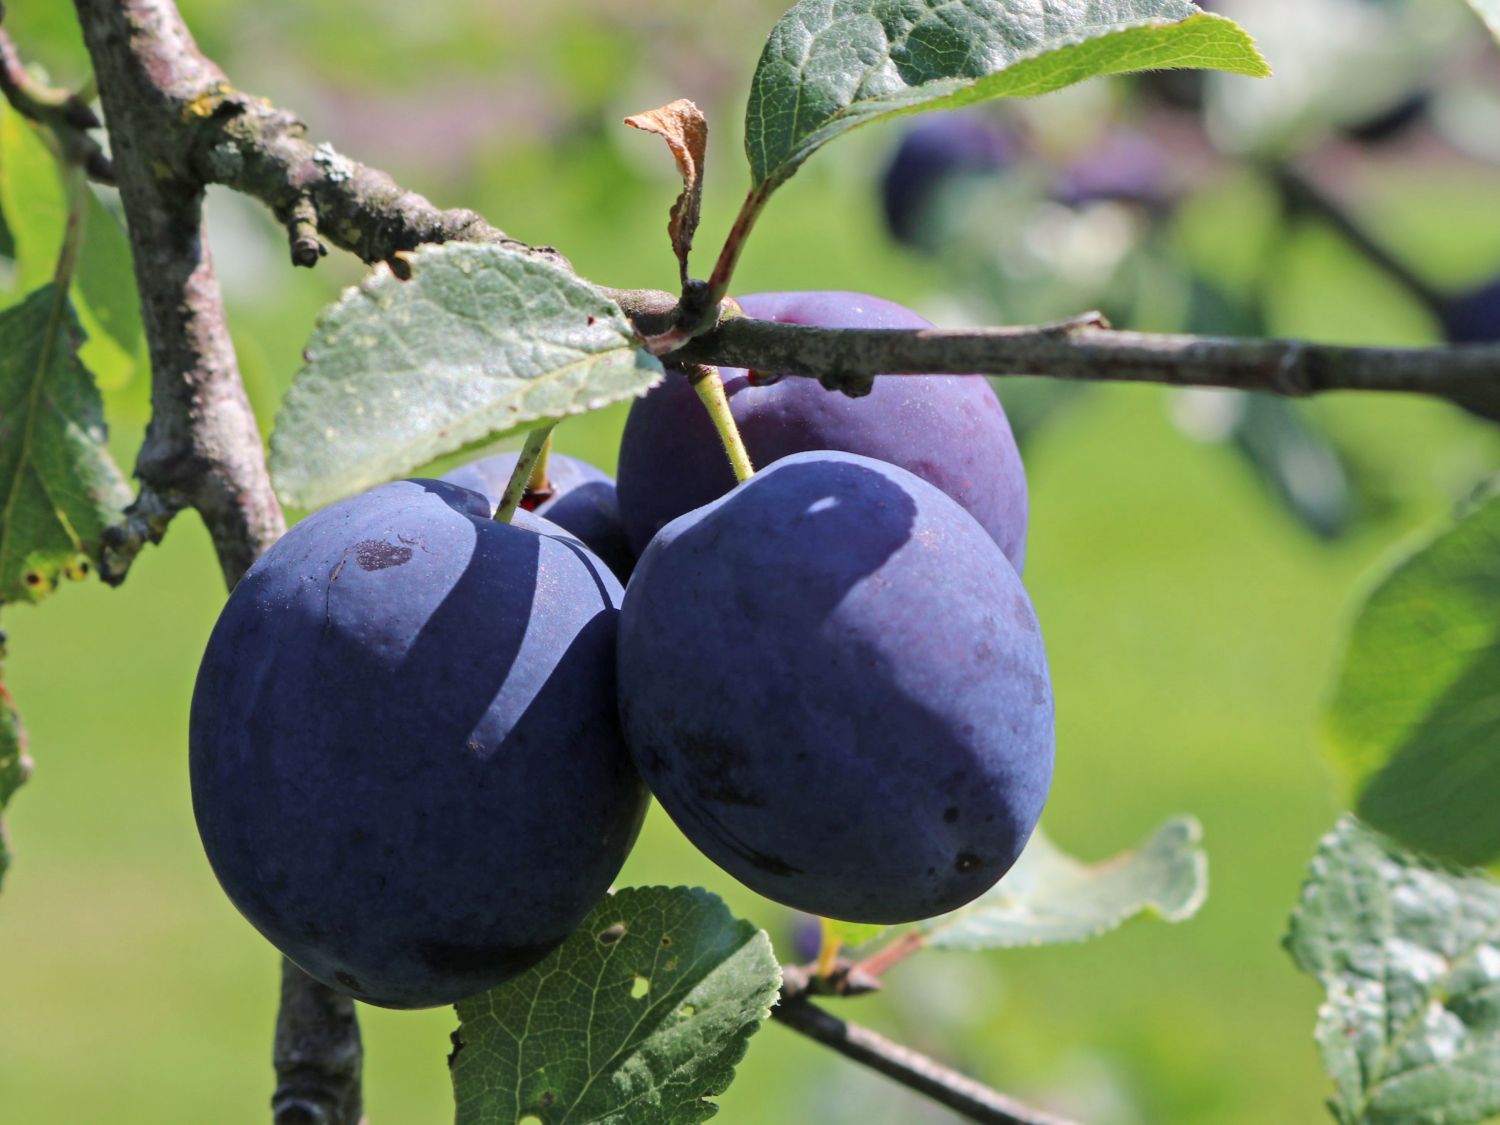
[71,2,361,1122]
[273,957,364,1125]
[664,314,1500,416]
[772,997,1078,1125]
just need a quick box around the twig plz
[772,997,1078,1125]
[664,315,1500,415]
[1270,164,1450,319]
[70,1,361,1122]
[0,20,113,182]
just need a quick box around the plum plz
[1444,277,1500,344]
[441,450,634,580]
[615,291,1028,571]
[617,452,1054,924]
[190,479,647,1009]
[878,111,1016,246]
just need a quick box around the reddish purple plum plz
[616,291,1028,571]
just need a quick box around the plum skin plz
[616,290,1029,572]
[617,451,1054,924]
[190,479,647,1009]
[441,450,634,581]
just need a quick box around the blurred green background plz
[3,1,1500,1122]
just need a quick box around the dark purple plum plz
[617,452,1054,924]
[615,291,1028,571]
[1444,277,1500,344]
[879,111,1016,246]
[190,479,647,1009]
[441,450,634,581]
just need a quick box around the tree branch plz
[70,2,361,1122]
[664,314,1500,416]
[0,15,113,183]
[772,996,1078,1125]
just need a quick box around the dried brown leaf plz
[624,98,708,285]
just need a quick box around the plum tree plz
[441,450,634,580]
[616,451,1054,924]
[189,479,647,1009]
[615,291,1029,571]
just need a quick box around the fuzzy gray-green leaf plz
[920,817,1207,950]
[1468,0,1500,44]
[269,244,662,509]
[744,1,1268,191]
[451,887,780,1125]
[1286,817,1500,1125]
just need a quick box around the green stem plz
[494,424,557,524]
[526,430,553,495]
[690,366,754,482]
[815,919,842,979]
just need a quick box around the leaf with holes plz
[0,638,27,892]
[743,0,1268,194]
[1326,488,1500,868]
[1286,817,1500,1125]
[451,887,780,1125]
[0,285,131,603]
[1468,0,1500,43]
[269,243,663,510]
[919,817,1207,950]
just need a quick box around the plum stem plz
[814,919,843,979]
[495,425,558,523]
[526,431,553,495]
[688,365,755,482]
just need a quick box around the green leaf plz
[743,2,1268,192]
[76,189,143,363]
[0,108,67,296]
[823,918,887,949]
[1286,817,1500,1125]
[0,200,14,263]
[1467,0,1500,44]
[451,887,780,1125]
[0,285,131,603]
[270,243,663,510]
[920,818,1207,950]
[1326,489,1500,868]
[0,637,28,893]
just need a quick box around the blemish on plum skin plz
[954,851,982,874]
[353,538,413,570]
[943,806,959,824]
[335,971,363,992]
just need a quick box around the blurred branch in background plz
[0,14,112,183]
